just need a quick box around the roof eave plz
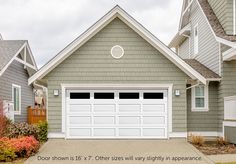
[28,5,207,85]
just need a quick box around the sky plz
[0,0,183,68]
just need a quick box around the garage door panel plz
[143,128,166,137]
[143,116,166,125]
[94,116,115,124]
[69,104,91,113]
[119,104,141,112]
[69,128,91,137]
[94,104,115,112]
[69,116,91,125]
[119,116,141,124]
[119,128,141,136]
[66,90,168,138]
[94,128,116,136]
[143,104,166,113]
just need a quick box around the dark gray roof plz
[198,0,236,42]
[0,40,26,70]
[184,59,221,79]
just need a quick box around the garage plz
[66,90,168,139]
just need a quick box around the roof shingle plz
[184,59,221,79]
[0,40,26,70]
[198,0,236,42]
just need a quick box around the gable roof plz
[0,40,38,77]
[0,40,26,70]
[184,59,221,79]
[198,0,236,42]
[29,5,208,85]
[170,0,236,48]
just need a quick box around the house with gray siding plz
[0,39,37,122]
[169,0,236,143]
[29,5,227,139]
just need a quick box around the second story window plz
[194,24,199,55]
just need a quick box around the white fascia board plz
[179,23,191,36]
[26,42,38,70]
[178,0,187,31]
[116,10,206,84]
[222,47,236,61]
[14,57,36,70]
[217,37,236,50]
[28,8,118,85]
[0,42,27,77]
[28,5,207,85]
[182,0,194,17]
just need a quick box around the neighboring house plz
[0,38,38,122]
[169,0,236,143]
[29,5,222,139]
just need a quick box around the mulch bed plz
[192,141,236,155]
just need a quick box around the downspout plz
[33,82,48,121]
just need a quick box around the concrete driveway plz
[25,139,214,164]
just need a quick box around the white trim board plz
[48,133,65,139]
[223,121,236,127]
[28,5,207,85]
[188,131,223,137]
[177,0,236,56]
[12,84,21,115]
[222,48,236,61]
[61,84,173,138]
[0,42,38,77]
[169,132,187,138]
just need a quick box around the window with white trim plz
[12,84,21,114]
[194,24,199,55]
[191,84,208,111]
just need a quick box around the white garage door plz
[66,90,168,138]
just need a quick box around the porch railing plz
[224,95,236,121]
[27,106,46,124]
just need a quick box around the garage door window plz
[119,93,139,99]
[94,93,114,99]
[144,92,164,99]
[70,93,90,99]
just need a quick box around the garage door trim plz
[61,84,173,138]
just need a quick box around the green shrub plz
[0,139,16,162]
[6,122,39,140]
[37,121,48,142]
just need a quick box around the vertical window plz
[12,84,21,114]
[191,84,208,111]
[194,24,199,55]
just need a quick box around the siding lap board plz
[44,18,190,133]
[0,61,34,122]
[190,0,220,74]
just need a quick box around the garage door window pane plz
[119,93,139,99]
[70,93,90,99]
[144,93,163,99]
[94,93,114,99]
